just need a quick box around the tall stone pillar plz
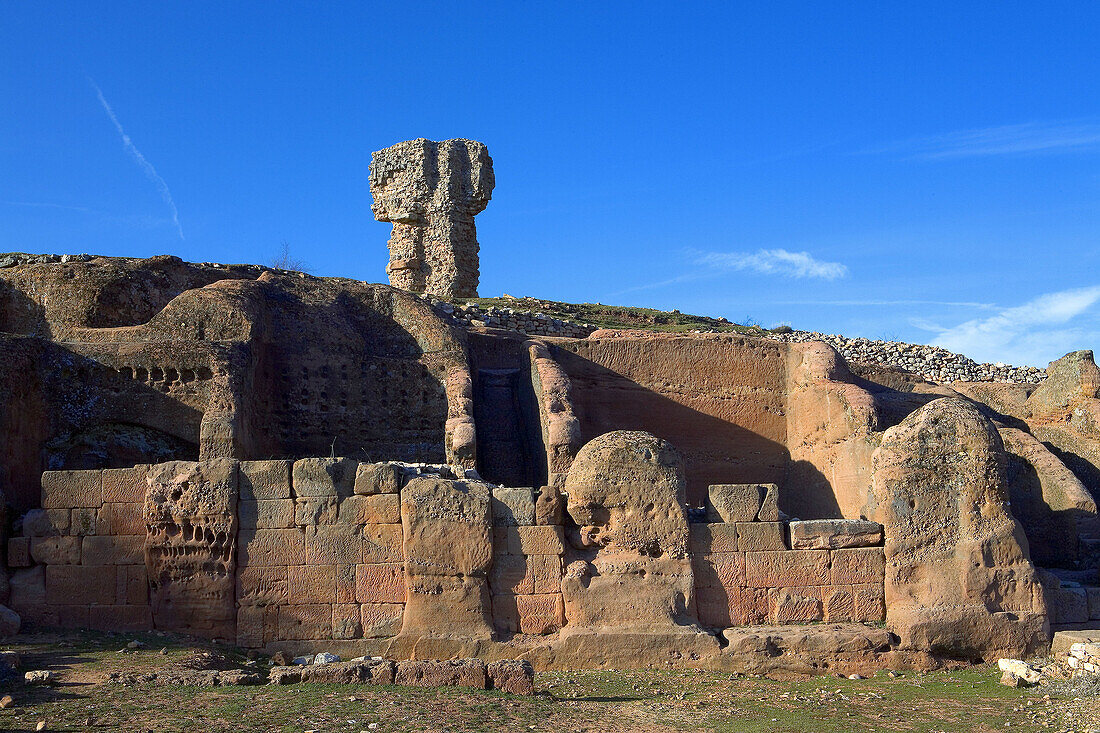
[369,138,494,299]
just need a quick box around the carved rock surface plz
[144,459,238,639]
[398,477,494,640]
[562,431,699,631]
[369,138,494,299]
[866,398,1048,660]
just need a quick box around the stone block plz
[54,604,90,629]
[30,536,82,565]
[487,659,535,695]
[9,567,46,616]
[101,466,148,504]
[361,603,404,638]
[744,550,830,589]
[490,553,533,595]
[361,523,404,563]
[238,499,293,529]
[394,659,488,689]
[356,563,406,603]
[288,564,337,604]
[769,588,823,623]
[822,587,854,622]
[294,498,339,526]
[534,486,564,526]
[688,523,738,555]
[45,565,115,605]
[695,586,740,628]
[1089,587,1100,620]
[239,460,291,500]
[735,522,787,552]
[789,519,883,550]
[7,538,30,568]
[692,552,745,589]
[332,603,361,639]
[69,507,97,536]
[237,528,305,566]
[335,563,356,603]
[1048,585,1090,624]
[292,458,356,498]
[353,462,402,495]
[89,605,153,631]
[530,554,562,594]
[41,470,102,509]
[82,535,145,565]
[492,525,564,556]
[338,494,401,525]
[491,487,536,526]
[236,565,289,606]
[237,605,266,647]
[706,484,763,523]
[96,503,145,536]
[277,604,332,640]
[830,547,885,585]
[757,484,779,522]
[853,583,885,622]
[304,525,360,564]
[21,508,70,537]
[116,565,149,605]
[516,593,564,634]
[491,594,520,632]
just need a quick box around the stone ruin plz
[370,138,494,299]
[0,149,1096,674]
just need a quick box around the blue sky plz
[3,2,1099,367]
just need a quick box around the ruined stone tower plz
[369,138,494,299]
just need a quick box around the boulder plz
[0,605,20,638]
[866,398,1048,660]
[487,659,535,695]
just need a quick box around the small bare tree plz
[270,240,309,272]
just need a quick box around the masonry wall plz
[6,463,885,648]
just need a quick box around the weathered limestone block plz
[829,547,885,585]
[338,494,401,525]
[82,535,144,565]
[487,659,535,695]
[1028,349,1100,416]
[294,497,339,526]
[353,462,402,496]
[706,484,764,523]
[236,566,288,606]
[788,519,883,550]
[393,658,488,689]
[41,470,102,509]
[21,508,69,537]
[70,507,96,535]
[865,398,1049,659]
[735,522,786,552]
[277,604,331,640]
[688,523,738,554]
[361,603,404,637]
[491,487,536,526]
[744,550,830,588]
[355,563,406,604]
[534,485,565,526]
[144,459,238,639]
[369,138,495,299]
[691,552,744,589]
[398,477,494,640]
[292,458,356,498]
[237,528,305,566]
[239,499,294,529]
[101,466,148,504]
[29,536,81,565]
[239,460,291,500]
[7,538,30,568]
[1039,571,1089,624]
[96,502,145,535]
[493,525,565,556]
[769,589,823,624]
[287,564,337,604]
[561,431,707,638]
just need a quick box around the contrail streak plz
[90,79,184,239]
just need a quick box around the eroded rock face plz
[369,138,495,299]
[144,459,238,639]
[562,431,695,630]
[866,398,1048,660]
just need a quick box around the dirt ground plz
[0,630,1094,733]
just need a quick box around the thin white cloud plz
[930,285,1100,366]
[869,120,1100,160]
[90,79,184,239]
[693,248,848,280]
